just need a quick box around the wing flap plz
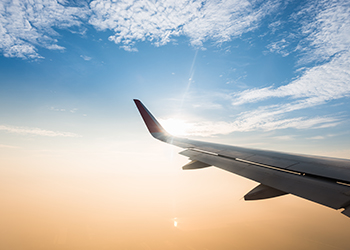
[286,162,350,183]
[244,184,288,200]
[244,155,298,169]
[342,207,350,218]
[182,160,211,170]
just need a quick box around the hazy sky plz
[1,0,350,249]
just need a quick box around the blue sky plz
[1,0,350,249]
[1,0,349,149]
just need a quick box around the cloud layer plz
[0,125,80,137]
[89,0,278,51]
[0,0,88,59]
[0,0,278,57]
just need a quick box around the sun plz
[160,118,191,136]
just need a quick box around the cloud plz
[268,20,283,33]
[273,135,294,140]
[266,38,289,56]
[0,0,89,59]
[0,0,280,58]
[297,0,350,64]
[50,107,66,111]
[192,102,222,110]
[51,106,79,113]
[80,55,91,61]
[0,125,80,137]
[89,0,279,51]
[308,136,325,140]
[232,52,350,106]
[266,1,350,63]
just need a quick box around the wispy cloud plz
[0,0,89,59]
[89,0,279,51]
[266,38,289,57]
[51,107,66,112]
[192,102,222,110]
[0,125,80,137]
[232,52,350,106]
[273,135,294,140]
[297,0,350,64]
[308,136,325,140]
[80,55,91,61]
[51,106,79,113]
[268,20,283,34]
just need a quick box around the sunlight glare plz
[160,118,191,136]
[173,218,178,227]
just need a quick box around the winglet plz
[133,99,171,141]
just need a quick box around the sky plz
[1,0,350,249]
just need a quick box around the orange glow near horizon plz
[1,139,350,250]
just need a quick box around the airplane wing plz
[134,99,350,218]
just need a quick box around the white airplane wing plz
[134,99,350,218]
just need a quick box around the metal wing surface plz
[134,99,350,218]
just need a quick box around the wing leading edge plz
[133,99,350,218]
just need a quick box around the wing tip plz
[133,99,169,137]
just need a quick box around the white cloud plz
[80,54,91,60]
[1,0,279,58]
[0,125,80,137]
[0,0,89,59]
[266,38,289,56]
[308,136,325,140]
[273,135,294,140]
[232,52,350,106]
[268,20,282,33]
[51,107,66,112]
[89,0,279,51]
[192,102,222,110]
[51,106,79,113]
[298,0,350,64]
